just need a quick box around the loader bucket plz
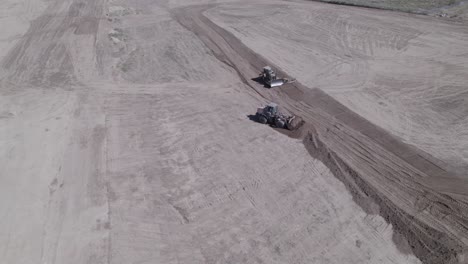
[287,116,304,130]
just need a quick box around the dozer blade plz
[269,79,285,87]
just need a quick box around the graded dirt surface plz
[1,1,467,264]
[206,2,468,175]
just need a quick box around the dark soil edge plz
[306,0,431,14]
[302,128,462,264]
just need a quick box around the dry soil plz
[1,0,468,264]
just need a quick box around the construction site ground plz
[1,0,468,264]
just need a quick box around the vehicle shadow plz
[247,114,258,122]
[251,76,267,87]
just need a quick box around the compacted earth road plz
[1,0,468,264]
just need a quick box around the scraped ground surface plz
[206,2,468,175]
[1,0,467,264]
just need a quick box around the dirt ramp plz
[297,102,468,264]
[303,131,466,264]
[303,129,467,264]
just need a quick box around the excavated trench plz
[173,4,468,264]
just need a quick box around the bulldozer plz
[255,102,302,130]
[259,66,295,88]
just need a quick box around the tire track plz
[1,0,104,86]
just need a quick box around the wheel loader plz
[255,102,302,130]
[259,66,295,88]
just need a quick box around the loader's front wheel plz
[258,115,267,124]
[275,119,286,129]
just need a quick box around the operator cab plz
[262,66,277,81]
[265,102,278,115]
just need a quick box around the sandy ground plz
[206,1,468,175]
[0,0,48,62]
[1,0,467,264]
